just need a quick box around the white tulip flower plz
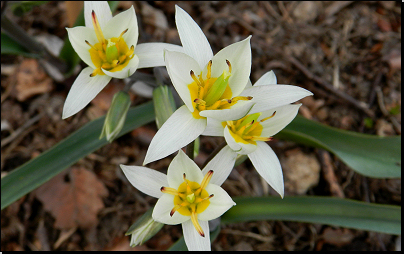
[203,71,312,197]
[121,148,237,251]
[63,1,183,119]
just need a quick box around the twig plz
[375,86,401,134]
[263,2,281,20]
[1,113,43,148]
[367,71,383,108]
[286,55,375,118]
[221,228,274,242]
[318,150,345,198]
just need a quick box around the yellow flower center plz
[188,60,253,119]
[224,111,276,145]
[85,11,135,77]
[160,170,214,237]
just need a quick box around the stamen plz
[111,59,120,67]
[195,194,214,203]
[127,45,135,55]
[244,136,272,141]
[91,11,106,45]
[226,59,232,73]
[246,121,261,133]
[97,50,107,62]
[190,70,203,86]
[160,186,179,195]
[260,111,277,122]
[85,40,97,50]
[89,68,103,77]
[198,72,204,86]
[194,98,206,106]
[190,209,205,237]
[117,28,128,42]
[228,96,253,104]
[117,56,126,64]
[199,86,205,100]
[200,170,213,190]
[170,204,181,217]
[206,60,212,79]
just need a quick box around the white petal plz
[198,184,235,221]
[241,84,313,114]
[223,125,258,155]
[143,105,207,165]
[153,194,189,225]
[102,54,139,79]
[66,27,97,69]
[254,70,277,86]
[199,100,254,121]
[182,219,210,251]
[84,1,112,29]
[244,78,253,89]
[175,5,213,69]
[135,43,184,69]
[223,125,242,152]
[208,36,251,96]
[103,6,138,48]
[260,104,301,137]
[202,118,225,136]
[165,50,202,112]
[248,142,284,197]
[62,67,111,119]
[202,145,237,186]
[120,165,168,199]
[167,150,203,189]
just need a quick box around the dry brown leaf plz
[321,228,355,247]
[15,59,53,102]
[35,167,108,230]
[103,237,150,251]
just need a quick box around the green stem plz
[186,141,195,161]
[201,141,227,169]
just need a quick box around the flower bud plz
[125,208,164,247]
[100,91,131,142]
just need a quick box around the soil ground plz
[1,1,401,251]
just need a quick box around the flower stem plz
[201,141,227,169]
[186,141,195,161]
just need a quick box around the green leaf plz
[1,101,154,210]
[275,115,401,178]
[221,196,401,235]
[59,1,120,76]
[1,32,39,58]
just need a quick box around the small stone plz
[281,149,321,195]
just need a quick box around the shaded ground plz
[1,1,401,251]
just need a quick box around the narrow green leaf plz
[221,196,401,235]
[275,115,401,178]
[1,32,39,58]
[1,101,154,210]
